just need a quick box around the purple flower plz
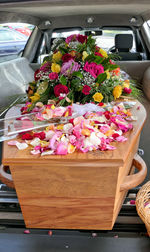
[61,59,80,76]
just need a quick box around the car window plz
[0,22,34,63]
[0,29,27,42]
[51,28,136,52]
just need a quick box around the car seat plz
[113,34,142,61]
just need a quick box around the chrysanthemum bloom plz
[93,92,104,102]
[113,85,122,99]
[61,59,80,76]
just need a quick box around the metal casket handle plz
[120,154,147,192]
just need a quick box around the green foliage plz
[96,73,107,84]
[60,75,67,85]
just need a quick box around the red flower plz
[33,132,46,140]
[123,87,132,94]
[62,53,74,62]
[112,67,120,76]
[77,35,87,44]
[34,69,40,81]
[82,85,91,95]
[22,133,33,140]
[98,102,104,106]
[95,52,103,57]
[54,84,69,97]
[49,72,58,80]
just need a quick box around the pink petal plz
[116,136,127,142]
[31,150,41,155]
[8,140,18,146]
[56,142,68,155]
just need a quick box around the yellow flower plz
[122,79,130,88]
[105,70,110,79]
[95,82,99,87]
[82,51,89,61]
[51,63,61,73]
[30,93,40,103]
[52,51,62,62]
[113,85,122,100]
[51,104,55,110]
[99,48,108,58]
[93,92,104,102]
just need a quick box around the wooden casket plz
[1,101,147,230]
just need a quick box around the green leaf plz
[71,78,81,85]
[72,71,83,79]
[85,54,96,62]
[96,73,107,84]
[60,75,67,85]
[94,56,104,64]
[107,64,119,71]
[59,46,68,54]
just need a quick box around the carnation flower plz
[54,84,69,98]
[82,85,91,95]
[49,72,58,80]
[40,62,51,72]
[65,34,77,44]
[61,59,80,76]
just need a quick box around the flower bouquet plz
[23,34,139,113]
[6,34,140,156]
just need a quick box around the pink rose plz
[49,72,58,80]
[82,85,91,95]
[54,84,69,97]
[83,62,104,78]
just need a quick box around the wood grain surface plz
[2,100,147,229]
